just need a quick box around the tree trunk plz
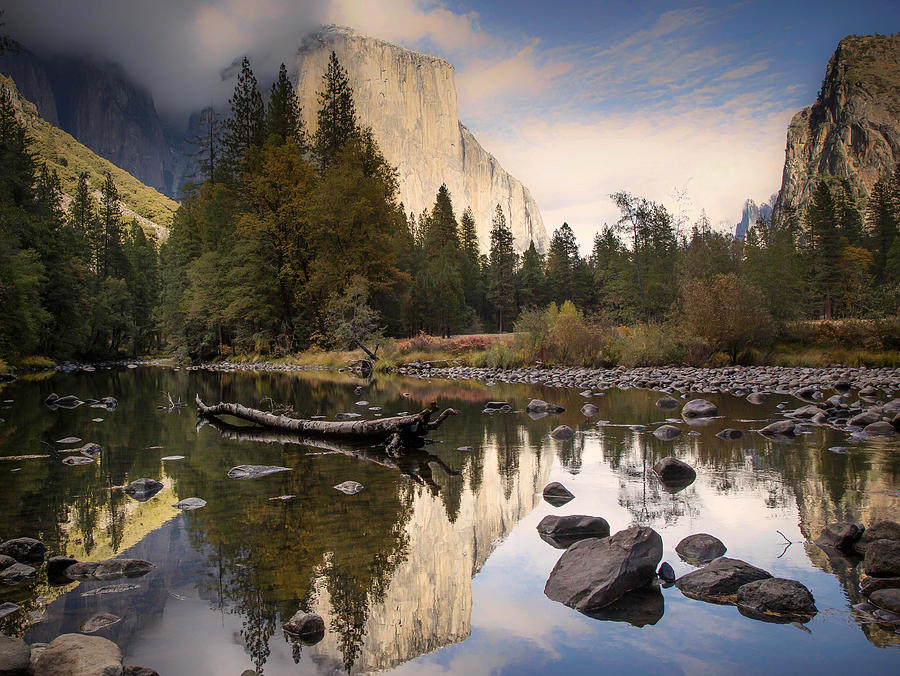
[195,395,458,441]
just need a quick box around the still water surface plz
[0,367,899,674]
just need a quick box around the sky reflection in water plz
[0,367,898,674]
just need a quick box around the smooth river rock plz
[537,515,611,548]
[652,424,682,440]
[736,578,817,619]
[525,399,565,414]
[174,498,207,510]
[864,539,900,577]
[80,612,122,633]
[580,403,599,417]
[682,399,718,418]
[675,533,727,565]
[759,420,796,435]
[0,556,13,571]
[550,425,575,440]
[283,611,326,644]
[0,538,46,563]
[544,526,663,612]
[122,478,164,501]
[0,564,36,586]
[33,634,123,675]
[334,481,364,495]
[676,557,772,601]
[815,522,865,552]
[652,457,696,487]
[655,396,680,410]
[542,482,575,507]
[869,588,900,614]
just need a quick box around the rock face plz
[295,26,548,253]
[544,526,662,611]
[734,197,774,241]
[774,34,900,222]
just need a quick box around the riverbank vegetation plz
[2,52,899,370]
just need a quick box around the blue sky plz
[8,0,900,247]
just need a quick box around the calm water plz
[1,366,899,675]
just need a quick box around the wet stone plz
[682,399,718,418]
[869,588,900,614]
[736,578,817,619]
[227,465,291,480]
[716,428,743,440]
[0,537,46,563]
[656,396,680,410]
[676,557,771,601]
[537,515,611,548]
[334,481,363,495]
[284,612,325,644]
[174,498,207,510]
[123,478,164,500]
[550,425,575,440]
[64,558,155,581]
[80,612,122,633]
[676,533,727,565]
[542,482,575,507]
[658,562,676,583]
[0,602,22,620]
[0,634,30,675]
[62,455,94,466]
[865,539,900,577]
[652,457,696,486]
[0,563,36,585]
[652,424,681,440]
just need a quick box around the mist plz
[2,0,330,122]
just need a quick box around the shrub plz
[514,302,608,366]
[20,355,55,370]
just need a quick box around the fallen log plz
[198,416,460,490]
[195,394,458,441]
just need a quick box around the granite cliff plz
[734,197,774,241]
[295,26,548,253]
[775,34,900,221]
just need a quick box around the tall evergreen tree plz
[516,240,546,309]
[186,107,221,186]
[222,57,265,177]
[867,176,898,284]
[267,63,307,149]
[546,222,580,304]
[806,180,842,319]
[99,171,124,279]
[487,205,517,332]
[314,51,357,168]
[459,207,483,314]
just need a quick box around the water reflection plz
[0,368,898,674]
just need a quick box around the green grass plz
[2,74,178,236]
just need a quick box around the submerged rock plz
[79,442,102,458]
[55,436,81,444]
[869,588,900,614]
[716,428,743,440]
[544,526,663,611]
[227,465,292,480]
[174,498,207,510]
[746,392,768,405]
[122,478,164,501]
[80,584,141,596]
[550,425,575,440]
[655,396,680,410]
[675,557,771,601]
[62,455,94,466]
[64,558,155,581]
[334,481,363,495]
[652,424,682,440]
[283,611,325,644]
[542,482,575,507]
[682,399,718,418]
[537,515,610,548]
[675,533,727,565]
[525,399,565,414]
[0,537,46,562]
[80,612,122,633]
[863,421,896,437]
[581,586,664,627]
[0,602,21,620]
[47,556,79,582]
[759,420,796,436]
[581,403,599,417]
[33,634,122,675]
[736,578,817,619]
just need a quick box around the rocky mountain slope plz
[295,26,548,253]
[775,34,900,221]
[0,47,188,196]
[0,73,177,237]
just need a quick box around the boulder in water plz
[227,465,292,479]
[675,533,727,565]
[537,515,610,548]
[0,537,46,562]
[652,457,696,487]
[334,481,363,495]
[736,578,817,619]
[675,557,771,601]
[0,634,30,675]
[544,526,662,611]
[682,399,717,418]
[283,611,325,645]
[174,498,207,510]
[122,478,164,501]
[33,634,123,675]
[64,558,155,581]
[80,612,122,633]
[525,399,565,414]
[652,425,681,440]
[865,539,900,577]
[542,482,575,507]
[550,425,575,440]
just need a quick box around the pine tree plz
[806,181,842,319]
[267,63,307,149]
[867,177,898,284]
[314,52,357,168]
[222,57,265,177]
[459,207,482,313]
[546,222,580,305]
[516,240,546,309]
[99,171,124,279]
[186,107,221,186]
[487,205,517,332]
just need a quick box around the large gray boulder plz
[537,515,610,549]
[675,533,726,565]
[64,558,155,581]
[32,634,123,675]
[849,410,880,426]
[759,420,796,436]
[544,526,662,611]
[865,539,900,577]
[0,633,30,675]
[675,557,771,601]
[122,478,164,501]
[550,425,575,441]
[863,421,896,437]
[0,537,46,563]
[736,578,817,619]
